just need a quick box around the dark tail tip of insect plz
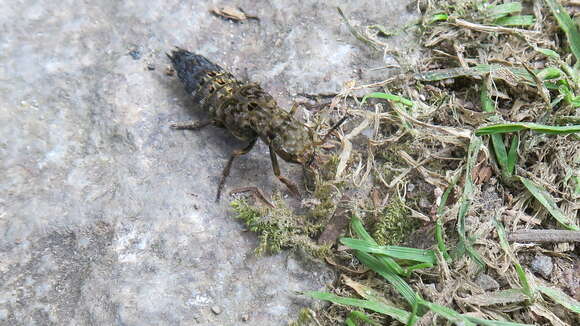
[166,46,188,62]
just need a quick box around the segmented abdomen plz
[168,48,282,142]
[168,48,242,115]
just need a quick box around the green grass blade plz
[429,13,449,23]
[518,176,580,230]
[361,92,415,106]
[537,67,563,80]
[404,262,434,273]
[472,64,534,82]
[534,47,561,59]
[351,216,375,242]
[355,251,419,307]
[480,79,512,177]
[347,311,381,326]
[506,134,519,176]
[475,122,580,135]
[559,83,580,107]
[414,67,476,81]
[544,0,580,67]
[351,217,407,275]
[341,238,437,264]
[537,286,580,313]
[487,2,522,19]
[456,136,486,267]
[480,79,495,114]
[491,133,509,175]
[494,15,535,27]
[419,300,477,326]
[305,291,411,323]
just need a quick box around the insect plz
[167,48,344,201]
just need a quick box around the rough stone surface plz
[1,0,416,325]
[531,254,554,279]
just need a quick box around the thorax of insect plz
[167,48,333,201]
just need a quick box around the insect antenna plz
[316,115,348,145]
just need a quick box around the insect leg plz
[289,102,299,116]
[216,138,258,202]
[268,145,301,198]
[170,120,213,130]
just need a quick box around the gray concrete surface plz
[0,1,416,325]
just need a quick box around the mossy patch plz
[231,195,332,258]
[371,198,417,246]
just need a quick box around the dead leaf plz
[342,275,396,306]
[211,6,258,22]
[317,194,351,245]
[473,166,492,184]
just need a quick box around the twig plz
[453,19,540,36]
[508,230,580,243]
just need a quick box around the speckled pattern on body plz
[168,49,319,199]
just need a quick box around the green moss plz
[230,196,330,257]
[372,198,418,246]
[289,308,315,326]
[309,182,337,221]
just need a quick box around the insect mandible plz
[167,48,345,201]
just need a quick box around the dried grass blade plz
[456,136,486,267]
[435,170,462,260]
[493,215,534,299]
[462,288,529,306]
[463,317,533,326]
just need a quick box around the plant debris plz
[211,6,259,22]
[229,1,580,325]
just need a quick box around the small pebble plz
[128,49,141,60]
[147,63,155,71]
[211,305,222,315]
[165,66,175,76]
[531,254,553,278]
[419,197,431,209]
[241,313,249,322]
[475,273,500,291]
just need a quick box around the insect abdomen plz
[168,49,220,94]
[168,49,242,116]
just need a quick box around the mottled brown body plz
[167,48,319,200]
